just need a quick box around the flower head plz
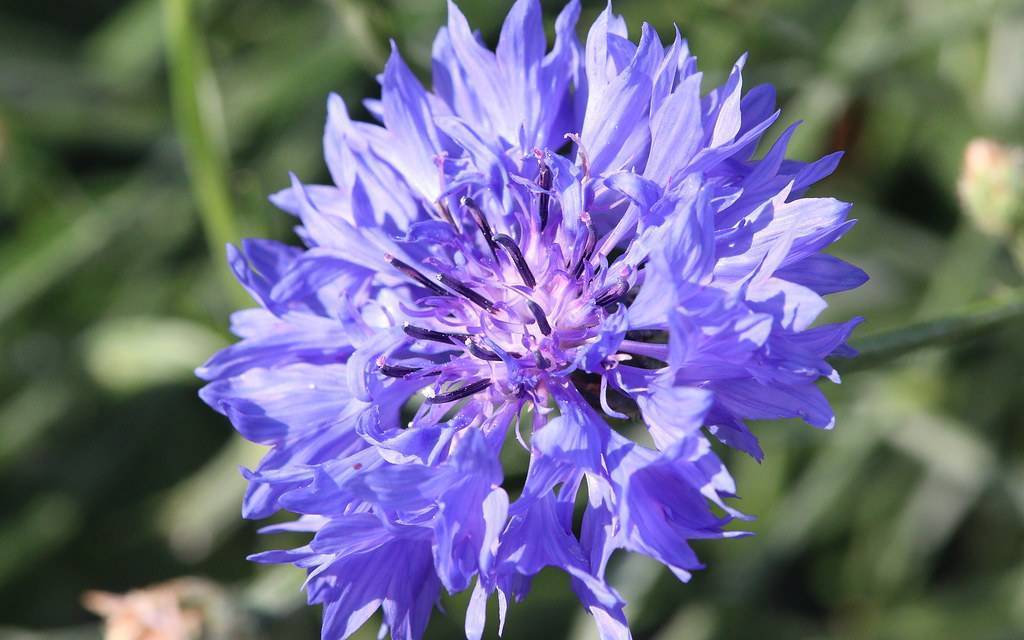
[198,2,867,638]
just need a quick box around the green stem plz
[836,290,1024,373]
[161,0,247,307]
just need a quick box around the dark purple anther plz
[402,322,465,345]
[526,300,552,336]
[425,379,492,404]
[493,234,536,288]
[464,338,503,362]
[436,273,495,312]
[537,161,552,230]
[593,278,630,307]
[385,254,449,296]
[461,196,499,256]
[376,358,422,378]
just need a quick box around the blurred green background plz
[2,0,1024,638]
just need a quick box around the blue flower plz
[198,1,867,638]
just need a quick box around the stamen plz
[564,133,591,178]
[385,254,448,296]
[526,300,552,336]
[591,207,639,267]
[464,337,502,362]
[599,374,629,420]
[460,196,499,256]
[535,351,551,369]
[572,212,597,279]
[402,322,465,345]
[376,357,422,378]
[594,278,630,307]
[537,161,553,230]
[436,273,495,312]
[434,151,449,187]
[424,379,492,404]
[434,199,460,232]
[493,234,536,288]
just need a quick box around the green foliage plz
[0,0,1022,638]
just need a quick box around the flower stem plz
[836,290,1024,373]
[161,0,247,307]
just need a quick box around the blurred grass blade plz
[161,0,246,306]
[158,438,263,563]
[0,626,100,640]
[0,494,79,586]
[84,0,163,86]
[0,176,180,326]
[722,395,883,601]
[653,605,716,640]
[80,316,227,394]
[241,565,306,620]
[875,403,995,590]
[0,382,72,468]
[838,289,1024,373]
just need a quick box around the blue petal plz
[199,363,361,444]
[629,185,715,328]
[713,378,836,429]
[196,312,354,381]
[776,253,869,295]
[496,0,545,141]
[532,386,610,473]
[580,24,660,175]
[382,44,449,199]
[645,73,703,183]
[431,430,508,591]
[636,379,714,450]
[708,56,746,147]
[444,1,510,138]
